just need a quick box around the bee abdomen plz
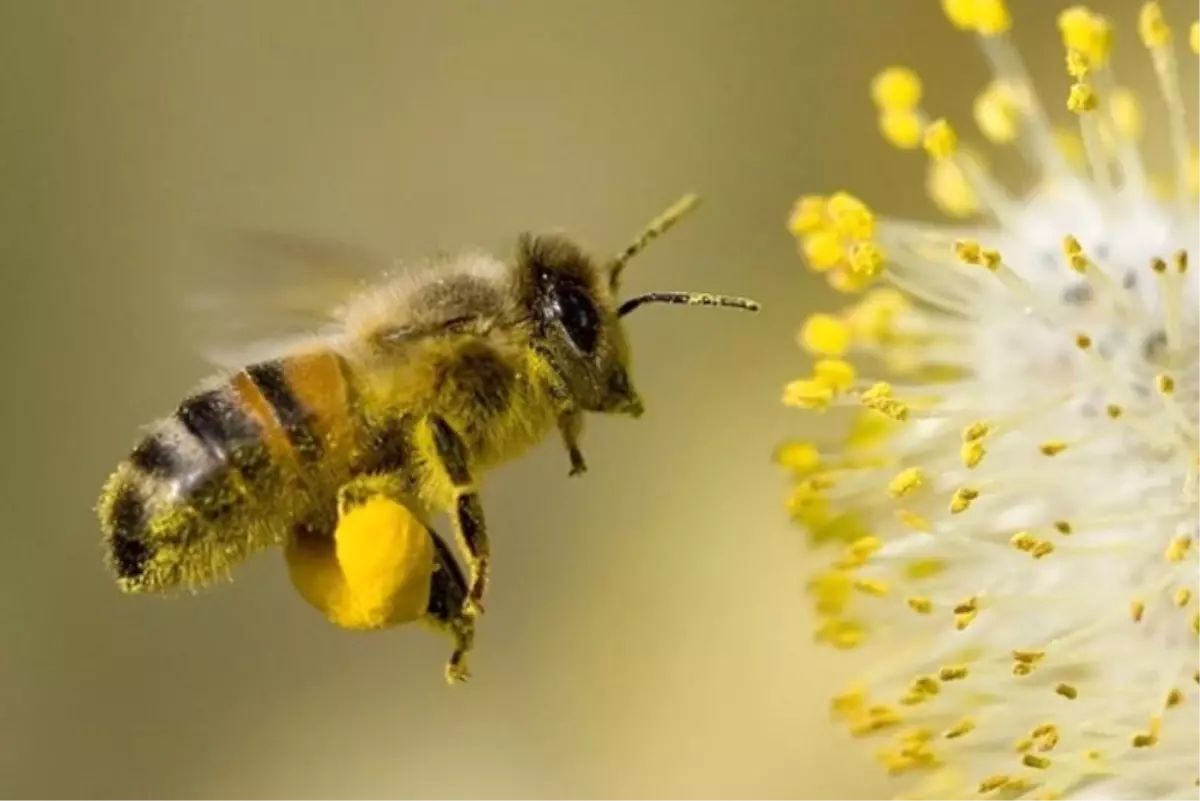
[99,385,275,592]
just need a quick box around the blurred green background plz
[0,0,1181,797]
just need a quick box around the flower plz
[780,2,1198,798]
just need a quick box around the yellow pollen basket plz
[284,496,435,631]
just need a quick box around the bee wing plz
[183,229,397,369]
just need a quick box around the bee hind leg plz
[428,415,490,618]
[424,528,476,684]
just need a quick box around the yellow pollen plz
[1151,256,1168,274]
[849,536,882,561]
[1166,688,1184,708]
[1132,731,1158,748]
[1067,82,1098,113]
[787,196,826,236]
[953,597,978,614]
[1075,333,1092,350]
[922,119,957,160]
[871,67,922,110]
[962,421,989,442]
[1156,374,1175,395]
[1131,599,1146,622]
[827,192,875,240]
[907,596,934,615]
[978,775,1012,793]
[944,719,975,739]
[938,665,968,681]
[1105,403,1123,419]
[1014,737,1033,753]
[782,379,833,411]
[927,158,979,217]
[1175,588,1192,607]
[961,440,986,468]
[801,228,845,271]
[911,676,940,696]
[955,610,978,630]
[1062,234,1083,255]
[972,0,1011,36]
[888,467,925,499]
[800,314,852,356]
[1031,722,1057,738]
[896,510,931,532]
[950,487,979,514]
[973,82,1019,143]
[1039,440,1068,456]
[854,578,890,597]
[1030,540,1056,559]
[774,441,820,473]
[1055,683,1078,699]
[1013,650,1045,664]
[979,248,1001,270]
[813,359,857,393]
[1191,21,1199,54]
[954,239,982,264]
[1176,250,1189,273]
[879,109,923,150]
[904,558,945,580]
[1012,662,1033,677]
[1191,611,1198,636]
[1138,2,1170,48]
[1058,7,1112,66]
[1010,531,1036,552]
[1022,754,1051,770]
[1166,535,1191,563]
[1065,49,1091,81]
[849,242,886,277]
[1053,520,1072,535]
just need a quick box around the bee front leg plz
[427,415,490,618]
[558,410,587,477]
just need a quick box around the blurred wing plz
[183,229,397,369]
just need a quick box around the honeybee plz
[98,194,759,682]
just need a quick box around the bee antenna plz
[617,291,761,318]
[608,193,703,291]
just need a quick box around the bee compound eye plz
[555,284,600,354]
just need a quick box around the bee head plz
[517,194,759,419]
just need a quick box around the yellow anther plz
[1067,82,1098,113]
[816,617,867,650]
[1039,441,1068,456]
[849,242,886,277]
[1131,599,1146,622]
[954,239,982,264]
[827,266,873,294]
[1165,535,1191,562]
[1191,611,1198,635]
[782,379,834,410]
[1010,531,1036,552]
[1031,540,1056,559]
[1031,723,1057,739]
[854,578,890,597]
[1012,649,1045,664]
[954,610,978,630]
[1075,333,1092,349]
[1055,683,1078,699]
[971,0,1011,35]
[1156,374,1176,395]
[831,685,866,717]
[787,195,826,236]
[887,467,925,499]
[941,0,975,30]
[800,314,852,356]
[979,248,1001,270]
[1110,88,1142,140]
[904,558,946,580]
[1065,49,1091,80]
[1151,256,1168,274]
[1058,7,1112,66]
[861,384,910,422]
[1166,688,1184,708]
[812,359,857,393]
[1014,737,1033,753]
[879,108,923,150]
[950,487,979,514]
[801,228,846,271]
[849,536,882,561]
[1068,252,1089,273]
[938,665,968,681]
[907,596,933,614]
[1053,520,1072,535]
[953,597,978,615]
[962,421,990,442]
[774,441,820,472]
[960,440,985,468]
[923,119,957,160]
[973,82,1018,143]
[1012,662,1033,677]
[896,510,931,532]
[911,675,940,696]
[978,775,1012,793]
[1176,250,1189,274]
[944,719,975,739]
[1062,234,1083,255]
[927,158,979,218]
[1175,588,1192,607]
[1022,754,1051,770]
[1131,731,1158,748]
[1105,403,1122,419]
[1138,2,1170,48]
[1191,21,1199,54]
[827,192,875,240]
[871,67,922,110]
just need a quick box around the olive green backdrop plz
[0,0,1178,797]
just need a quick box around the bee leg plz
[424,528,476,684]
[557,410,587,477]
[428,415,490,618]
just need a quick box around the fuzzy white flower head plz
[780,2,1198,799]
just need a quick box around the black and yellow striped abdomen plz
[98,350,360,594]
